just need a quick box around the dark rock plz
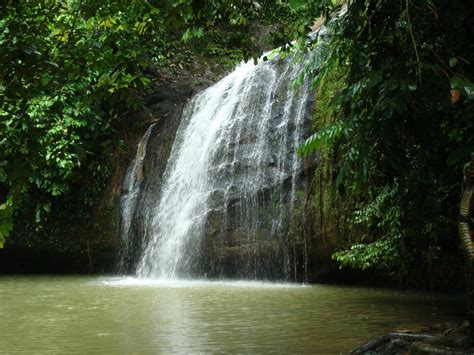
[352,323,474,355]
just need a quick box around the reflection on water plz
[0,276,464,353]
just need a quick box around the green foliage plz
[182,27,204,42]
[0,0,158,243]
[299,121,346,155]
[333,185,402,270]
[296,0,474,281]
[0,200,13,248]
[0,0,284,247]
[333,238,399,271]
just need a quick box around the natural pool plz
[0,276,464,353]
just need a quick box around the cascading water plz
[119,123,155,271]
[121,30,329,280]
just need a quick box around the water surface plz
[0,276,464,353]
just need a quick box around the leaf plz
[449,57,458,68]
[182,27,204,42]
[140,76,151,86]
[289,0,304,11]
[298,121,345,156]
[450,76,474,101]
[46,61,59,68]
[450,75,464,90]
[43,203,51,213]
[464,83,474,100]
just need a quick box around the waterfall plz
[119,123,155,271]
[121,34,327,280]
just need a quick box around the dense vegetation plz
[1,0,473,287]
[297,0,474,286]
[0,0,290,252]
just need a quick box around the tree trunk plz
[459,152,474,331]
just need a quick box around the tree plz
[0,0,296,247]
[296,0,474,284]
[460,153,474,328]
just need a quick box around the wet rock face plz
[194,58,315,281]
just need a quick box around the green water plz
[0,276,464,353]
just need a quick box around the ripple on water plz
[0,276,464,353]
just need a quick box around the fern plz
[298,121,346,156]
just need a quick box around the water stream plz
[122,41,321,279]
[119,123,156,271]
